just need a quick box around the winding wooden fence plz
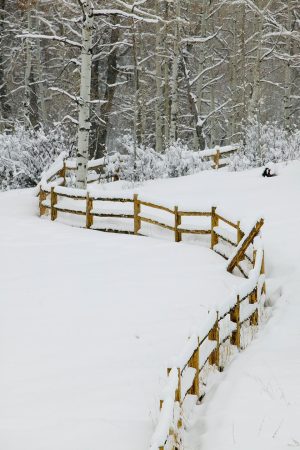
[38,153,266,450]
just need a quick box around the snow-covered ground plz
[0,161,299,449]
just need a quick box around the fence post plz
[249,287,258,326]
[174,206,182,242]
[211,206,219,249]
[86,192,93,229]
[175,367,182,435]
[39,188,47,216]
[213,148,220,169]
[261,250,266,294]
[134,194,141,235]
[209,313,220,368]
[230,296,241,348]
[175,367,181,403]
[166,367,182,430]
[59,161,66,186]
[237,221,243,243]
[188,339,200,397]
[50,187,57,221]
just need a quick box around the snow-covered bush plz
[229,118,300,171]
[115,136,164,182]
[0,126,72,190]
[104,136,208,182]
[165,141,208,178]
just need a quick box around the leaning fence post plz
[39,187,47,216]
[50,187,57,221]
[86,192,93,229]
[231,296,241,348]
[174,206,182,242]
[133,194,141,235]
[209,313,220,368]
[211,206,219,249]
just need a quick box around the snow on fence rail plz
[38,154,265,450]
[40,145,239,187]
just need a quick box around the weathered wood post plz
[174,206,182,242]
[211,206,219,249]
[188,340,200,397]
[175,367,181,403]
[39,188,47,216]
[231,296,241,348]
[261,250,266,294]
[86,192,93,229]
[175,367,182,436]
[213,148,221,169]
[237,220,243,243]
[50,187,57,221]
[249,287,258,326]
[209,313,220,368]
[134,194,141,235]
[59,161,66,186]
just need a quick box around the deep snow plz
[1,160,300,449]
[0,188,236,450]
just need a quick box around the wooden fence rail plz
[40,145,239,188]
[38,152,265,450]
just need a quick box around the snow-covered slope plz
[0,188,239,450]
[1,161,299,450]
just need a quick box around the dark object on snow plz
[262,167,276,178]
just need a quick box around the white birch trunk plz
[249,9,263,119]
[76,0,94,189]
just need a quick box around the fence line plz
[38,154,266,450]
[41,145,239,187]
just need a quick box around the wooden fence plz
[38,153,265,450]
[41,145,239,187]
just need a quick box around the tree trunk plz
[284,0,292,132]
[169,0,181,143]
[0,0,11,130]
[249,7,263,119]
[182,56,206,150]
[76,0,94,189]
[92,17,120,159]
[154,0,163,152]
[24,9,33,128]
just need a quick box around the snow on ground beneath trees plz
[0,160,300,449]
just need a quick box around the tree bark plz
[169,0,181,143]
[0,0,11,129]
[76,0,94,189]
[154,0,163,152]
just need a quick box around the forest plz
[0,0,299,188]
